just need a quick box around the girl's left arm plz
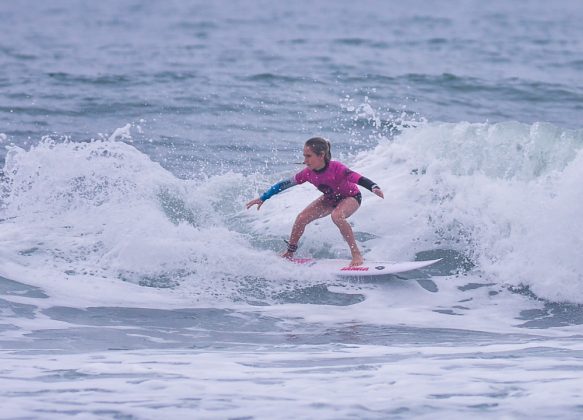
[342,163,384,198]
[357,176,384,198]
[357,176,379,192]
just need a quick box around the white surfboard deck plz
[290,258,441,277]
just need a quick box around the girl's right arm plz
[246,177,297,210]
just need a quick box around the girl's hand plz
[373,188,384,199]
[246,198,264,210]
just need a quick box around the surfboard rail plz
[289,258,442,277]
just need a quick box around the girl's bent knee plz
[331,212,346,225]
[295,213,311,225]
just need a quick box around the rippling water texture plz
[2,0,582,175]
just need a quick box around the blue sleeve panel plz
[260,177,297,201]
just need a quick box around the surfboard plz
[290,258,441,277]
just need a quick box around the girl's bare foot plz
[281,251,295,260]
[350,254,364,266]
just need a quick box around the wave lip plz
[366,121,583,303]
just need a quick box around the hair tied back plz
[305,137,332,164]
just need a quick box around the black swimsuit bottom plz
[323,192,362,207]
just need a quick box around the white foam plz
[374,121,583,303]
[2,340,583,418]
[107,123,133,142]
[0,137,332,309]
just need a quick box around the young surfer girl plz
[246,137,384,266]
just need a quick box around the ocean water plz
[1,0,583,418]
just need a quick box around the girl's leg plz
[330,197,363,266]
[282,196,333,258]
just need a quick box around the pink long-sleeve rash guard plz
[294,161,362,200]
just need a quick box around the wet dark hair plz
[305,137,331,163]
